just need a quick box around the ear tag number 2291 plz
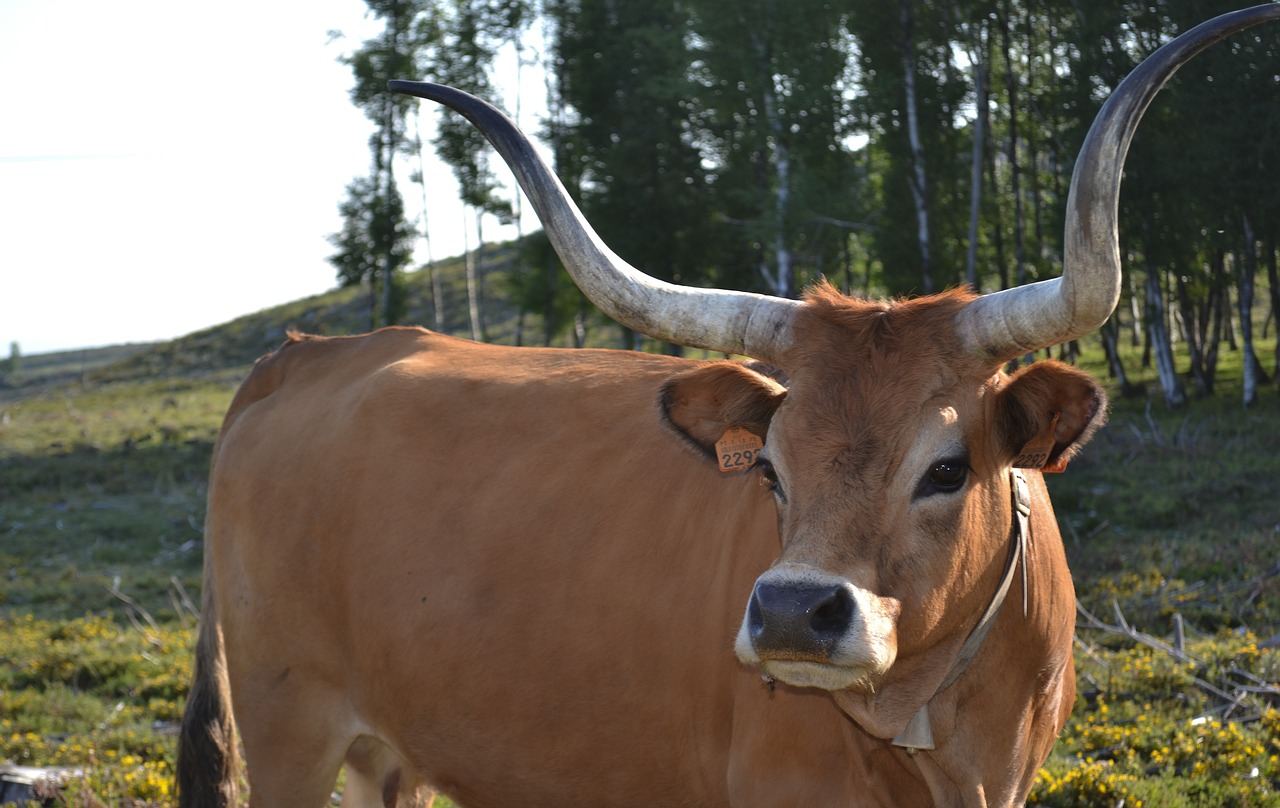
[716,427,764,473]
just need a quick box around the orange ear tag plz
[1013,413,1068,473]
[715,427,764,473]
[1040,455,1070,474]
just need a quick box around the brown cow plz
[177,6,1280,807]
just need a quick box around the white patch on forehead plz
[898,404,968,487]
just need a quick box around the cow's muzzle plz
[747,581,856,661]
[735,567,898,691]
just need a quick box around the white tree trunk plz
[761,74,793,298]
[413,108,445,332]
[900,0,932,292]
[465,210,483,342]
[1240,214,1258,407]
[1146,268,1186,407]
[965,42,987,291]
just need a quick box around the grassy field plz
[1030,339,1280,807]
[1,265,1279,806]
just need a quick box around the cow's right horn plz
[389,81,799,363]
[957,3,1280,363]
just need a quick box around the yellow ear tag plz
[1013,413,1068,473]
[716,427,764,473]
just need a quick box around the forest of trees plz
[331,0,1280,407]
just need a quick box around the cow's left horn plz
[389,81,799,362]
[957,3,1280,362]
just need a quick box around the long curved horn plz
[388,81,799,362]
[958,3,1280,362]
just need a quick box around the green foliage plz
[340,0,434,131]
[0,615,192,806]
[690,0,863,296]
[847,0,971,295]
[1032,639,1280,808]
[514,0,1280,399]
[549,0,715,290]
[315,0,1280,398]
[331,0,437,329]
[429,0,525,219]
[503,231,592,344]
[329,174,416,328]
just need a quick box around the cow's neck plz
[831,469,1031,747]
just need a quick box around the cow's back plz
[206,328,916,806]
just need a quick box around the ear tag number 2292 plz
[1013,413,1068,473]
[716,427,764,473]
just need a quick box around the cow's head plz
[660,286,1105,703]
[390,0,1278,735]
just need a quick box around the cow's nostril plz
[809,586,854,637]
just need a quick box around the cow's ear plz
[995,360,1107,470]
[662,362,787,458]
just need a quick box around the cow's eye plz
[921,460,969,496]
[752,457,787,502]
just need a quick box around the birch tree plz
[428,0,527,342]
[690,0,858,298]
[964,16,989,291]
[549,0,715,349]
[898,0,932,293]
[331,0,432,328]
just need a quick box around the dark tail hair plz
[176,563,240,807]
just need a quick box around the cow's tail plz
[176,560,240,808]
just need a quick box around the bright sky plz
[0,0,544,355]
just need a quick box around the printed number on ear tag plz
[1013,413,1067,473]
[716,427,764,473]
[1012,433,1054,470]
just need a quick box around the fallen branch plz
[169,574,200,621]
[106,582,162,648]
[1075,598,1278,715]
[1077,598,1194,664]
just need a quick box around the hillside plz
[70,246,533,386]
[0,241,641,407]
[0,344,158,403]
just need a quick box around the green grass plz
[0,614,193,806]
[1033,636,1280,808]
[1026,325,1280,806]
[0,377,231,622]
[1050,393,1280,631]
[1,263,1278,806]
